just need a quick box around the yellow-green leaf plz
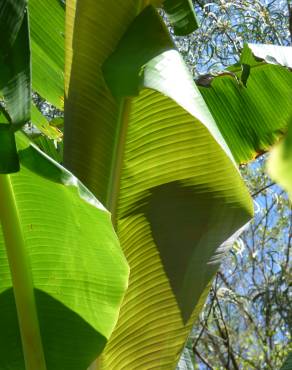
[64,4,253,368]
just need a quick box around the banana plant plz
[62,1,292,367]
[1,1,292,370]
[63,2,254,369]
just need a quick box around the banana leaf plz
[249,45,292,200]
[0,0,27,55]
[198,45,292,164]
[31,103,63,141]
[248,43,292,69]
[29,0,64,109]
[64,4,253,368]
[163,0,198,35]
[0,2,31,172]
[0,133,129,370]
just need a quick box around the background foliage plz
[171,0,291,76]
[187,159,292,369]
[175,1,292,368]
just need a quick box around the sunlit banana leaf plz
[198,46,292,164]
[240,44,292,200]
[249,45,292,201]
[0,133,129,370]
[64,4,252,368]
[29,0,64,109]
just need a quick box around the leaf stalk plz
[0,174,47,370]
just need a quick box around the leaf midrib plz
[104,1,149,224]
[106,98,132,225]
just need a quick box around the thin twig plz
[251,182,276,198]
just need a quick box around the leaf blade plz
[0,134,129,370]
[64,4,253,369]
[29,0,64,108]
[199,59,292,163]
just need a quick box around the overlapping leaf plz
[0,2,31,172]
[1,0,64,162]
[249,45,292,201]
[0,134,129,370]
[198,45,292,164]
[0,14,30,129]
[163,0,198,35]
[31,103,63,141]
[64,3,252,368]
[0,0,27,54]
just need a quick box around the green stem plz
[0,174,47,370]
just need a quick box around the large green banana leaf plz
[64,3,252,369]
[0,133,129,370]
[198,45,292,164]
[25,2,291,368]
[236,44,292,200]
[28,0,198,108]
[1,4,128,369]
